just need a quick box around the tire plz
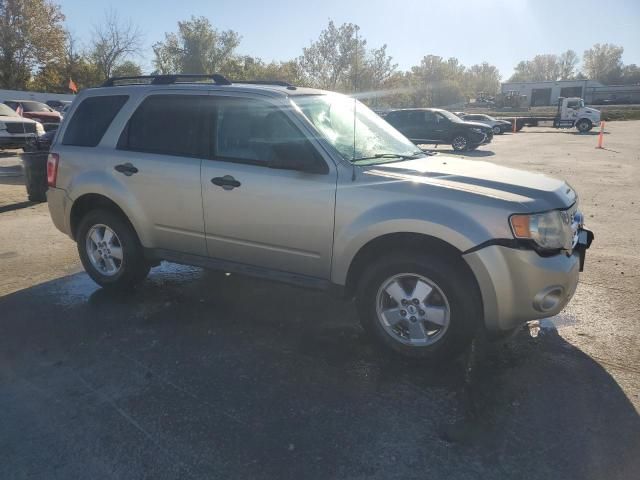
[355,252,481,360]
[451,134,469,151]
[576,119,592,133]
[492,125,501,135]
[77,209,150,289]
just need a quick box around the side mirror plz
[267,141,328,174]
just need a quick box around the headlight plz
[35,122,45,135]
[510,210,573,250]
[470,127,483,134]
[0,121,6,130]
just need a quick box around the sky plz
[58,0,640,79]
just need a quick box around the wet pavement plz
[1,264,639,479]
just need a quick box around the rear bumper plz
[46,187,73,237]
[463,245,580,333]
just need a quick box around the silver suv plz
[46,74,593,359]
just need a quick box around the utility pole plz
[353,26,359,93]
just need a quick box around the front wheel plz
[77,209,150,289]
[492,125,501,135]
[576,119,593,133]
[355,253,481,359]
[451,135,469,151]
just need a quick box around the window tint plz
[214,97,311,166]
[424,111,437,123]
[63,95,128,147]
[119,95,209,158]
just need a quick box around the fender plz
[331,199,499,285]
[67,169,154,247]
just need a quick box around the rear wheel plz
[576,119,593,133]
[492,125,501,135]
[451,135,469,151]
[77,209,150,289]
[355,253,480,359]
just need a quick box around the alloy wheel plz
[375,273,451,346]
[452,136,467,150]
[85,224,123,276]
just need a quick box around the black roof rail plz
[101,74,232,87]
[235,80,296,89]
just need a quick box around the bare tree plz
[90,9,143,80]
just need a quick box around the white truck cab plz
[555,97,601,132]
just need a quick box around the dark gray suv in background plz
[385,108,494,151]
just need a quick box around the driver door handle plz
[114,163,139,176]
[211,175,241,190]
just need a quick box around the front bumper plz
[464,245,583,333]
[469,130,493,146]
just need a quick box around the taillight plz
[47,153,59,187]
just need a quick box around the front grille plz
[5,122,37,134]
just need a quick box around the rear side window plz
[118,95,210,158]
[62,95,128,147]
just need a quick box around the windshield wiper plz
[352,152,425,164]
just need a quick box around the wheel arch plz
[342,232,483,308]
[69,193,140,242]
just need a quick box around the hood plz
[583,107,600,117]
[362,155,576,211]
[459,120,492,131]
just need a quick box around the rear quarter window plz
[62,95,129,147]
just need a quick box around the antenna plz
[351,25,358,179]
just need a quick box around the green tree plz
[620,64,640,85]
[298,20,367,91]
[558,50,579,80]
[31,31,102,92]
[111,60,142,77]
[465,62,501,95]
[583,43,624,84]
[406,55,467,107]
[509,54,560,82]
[0,0,66,89]
[153,16,241,76]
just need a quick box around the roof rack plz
[102,74,232,87]
[236,80,296,89]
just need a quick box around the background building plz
[501,79,640,106]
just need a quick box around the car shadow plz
[519,130,610,135]
[0,266,638,479]
[430,148,496,158]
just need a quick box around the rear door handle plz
[114,163,139,176]
[211,175,241,190]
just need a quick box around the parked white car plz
[461,113,512,135]
[0,103,44,150]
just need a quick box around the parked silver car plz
[46,75,593,359]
